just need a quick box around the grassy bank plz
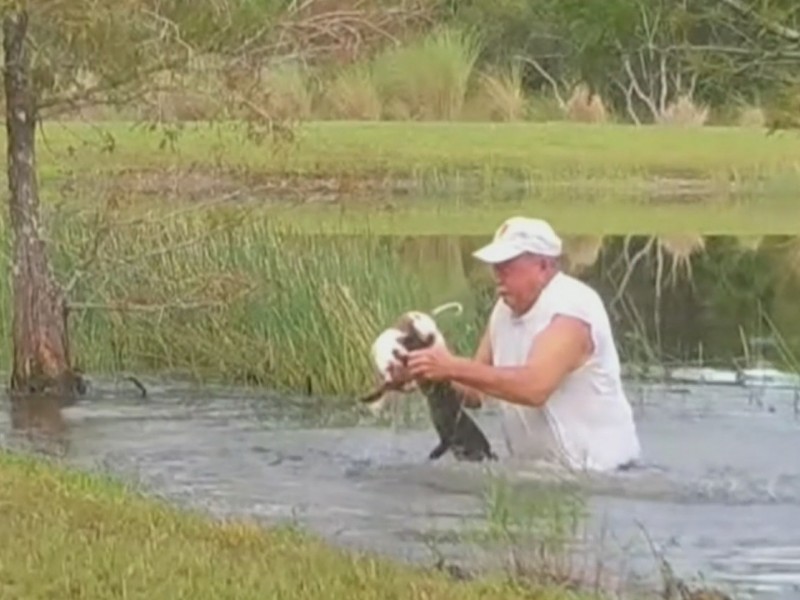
[0,449,591,600]
[264,197,800,236]
[21,120,800,193]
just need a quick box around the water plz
[3,233,800,599]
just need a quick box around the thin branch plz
[69,301,228,313]
[614,77,642,125]
[719,0,800,42]
[514,55,567,109]
[659,53,668,114]
[622,54,659,121]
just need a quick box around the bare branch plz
[622,54,659,121]
[719,0,800,42]
[614,77,642,125]
[514,55,567,109]
[68,301,229,313]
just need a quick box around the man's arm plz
[451,327,492,408]
[445,314,593,408]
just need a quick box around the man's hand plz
[423,314,592,408]
[386,355,412,386]
[406,344,457,381]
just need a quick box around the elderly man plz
[403,216,641,472]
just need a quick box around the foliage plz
[441,0,800,123]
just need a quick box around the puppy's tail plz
[431,301,463,318]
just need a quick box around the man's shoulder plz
[488,297,509,321]
[554,271,604,303]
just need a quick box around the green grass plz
[0,449,597,600]
[369,27,482,120]
[0,208,489,396]
[21,120,800,191]
[263,195,800,235]
[18,118,800,236]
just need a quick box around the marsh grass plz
[451,474,635,597]
[0,449,601,600]
[657,94,710,127]
[370,27,482,120]
[1,196,799,396]
[0,206,486,397]
[565,85,609,124]
[319,64,383,120]
[468,63,527,122]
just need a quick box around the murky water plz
[2,373,799,599]
[3,233,800,599]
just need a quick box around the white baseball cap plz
[472,216,562,264]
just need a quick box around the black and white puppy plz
[360,308,497,462]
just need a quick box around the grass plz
[0,449,600,600]
[20,119,800,194]
[262,194,800,236]
[1,201,799,394]
[0,207,490,396]
[369,27,482,120]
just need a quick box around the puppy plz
[359,302,463,410]
[358,325,418,413]
[360,309,497,463]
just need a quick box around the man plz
[401,216,641,472]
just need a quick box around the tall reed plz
[370,26,482,120]
[0,206,485,398]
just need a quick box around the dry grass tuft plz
[565,84,609,123]
[472,64,527,122]
[657,94,709,127]
[319,66,382,120]
[657,234,706,285]
[371,27,482,120]
[658,234,706,261]
[736,235,763,251]
[737,106,767,129]
[256,63,314,121]
[562,235,604,274]
[781,237,800,280]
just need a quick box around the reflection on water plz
[8,394,71,457]
[2,234,800,600]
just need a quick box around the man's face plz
[491,253,549,314]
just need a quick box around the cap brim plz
[472,241,524,264]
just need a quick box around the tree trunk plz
[3,11,83,403]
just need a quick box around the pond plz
[3,231,800,600]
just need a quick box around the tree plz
[3,9,77,401]
[1,0,428,403]
[0,1,273,403]
[445,0,800,122]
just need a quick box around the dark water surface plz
[3,233,800,599]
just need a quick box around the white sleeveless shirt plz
[488,271,641,472]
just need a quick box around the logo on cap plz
[495,221,510,240]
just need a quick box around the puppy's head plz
[394,310,444,352]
